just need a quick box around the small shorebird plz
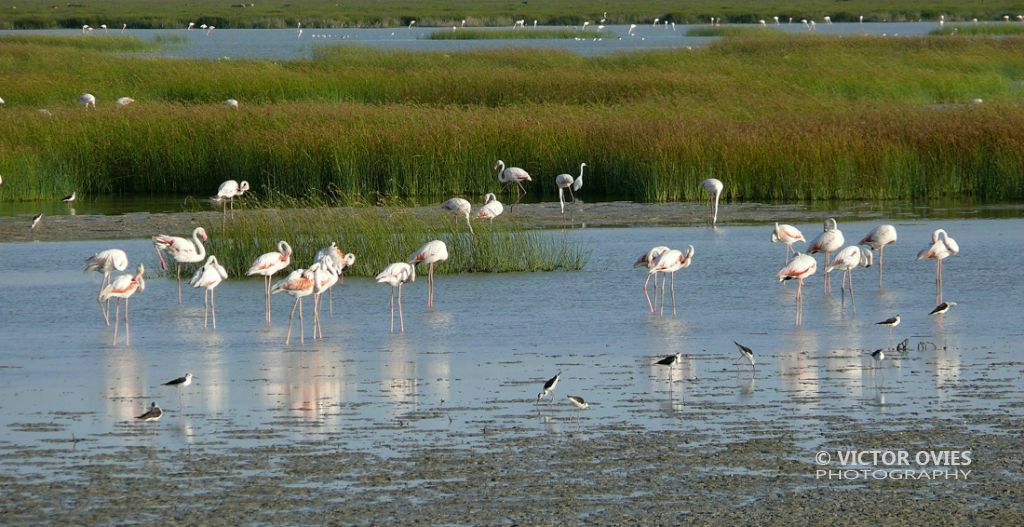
[62,191,76,204]
[537,371,561,404]
[567,395,589,420]
[734,341,755,370]
[163,373,193,387]
[876,314,901,336]
[655,353,682,367]
[871,349,885,368]
[136,402,162,421]
[929,301,957,315]
[30,213,42,229]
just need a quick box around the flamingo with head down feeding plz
[859,224,897,286]
[770,223,805,262]
[99,264,145,345]
[825,245,872,305]
[648,245,695,316]
[441,197,473,233]
[271,267,315,345]
[701,178,723,226]
[190,255,227,328]
[152,227,208,304]
[555,163,586,214]
[634,246,670,312]
[807,218,844,293]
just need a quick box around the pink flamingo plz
[634,246,669,312]
[441,197,474,233]
[917,228,959,305]
[310,259,339,340]
[271,267,315,345]
[555,163,586,214]
[246,241,293,324]
[84,248,128,325]
[376,262,415,333]
[315,242,354,315]
[152,226,208,304]
[494,160,532,204]
[648,245,695,316]
[859,224,897,286]
[777,252,817,302]
[189,255,227,329]
[408,240,448,308]
[825,246,872,305]
[807,218,844,293]
[98,263,145,346]
[212,179,249,216]
[770,223,805,262]
[477,193,504,222]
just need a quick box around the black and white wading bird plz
[567,395,589,420]
[876,314,901,336]
[30,213,42,229]
[871,348,885,368]
[136,402,162,421]
[163,372,193,388]
[62,191,76,204]
[655,353,682,368]
[929,302,957,315]
[734,341,755,371]
[537,371,561,403]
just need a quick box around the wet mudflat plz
[0,219,1021,524]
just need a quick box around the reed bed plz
[1,0,1020,29]
[1,35,1023,203]
[425,29,613,40]
[203,201,588,278]
[931,23,1024,35]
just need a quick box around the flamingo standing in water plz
[98,264,145,345]
[376,262,415,333]
[212,180,249,216]
[859,224,897,286]
[648,245,694,316]
[152,227,208,304]
[310,259,339,340]
[770,223,805,262]
[84,248,128,325]
[189,255,227,329]
[494,160,532,205]
[271,267,315,344]
[315,242,353,315]
[246,241,293,324]
[807,218,844,293]
[477,193,504,222]
[825,246,872,305]
[917,228,959,305]
[701,178,723,226]
[634,246,670,312]
[555,163,586,214]
[408,240,448,308]
[777,252,817,302]
[441,197,473,233]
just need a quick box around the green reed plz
[931,23,1024,35]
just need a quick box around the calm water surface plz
[0,219,1021,479]
[0,22,941,59]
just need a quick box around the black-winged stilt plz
[536,371,560,403]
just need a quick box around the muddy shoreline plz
[3,201,1022,243]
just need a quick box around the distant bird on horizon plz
[477,193,504,222]
[555,162,586,214]
[494,160,531,205]
[152,226,209,304]
[930,301,957,315]
[136,402,162,422]
[30,213,42,229]
[537,371,561,403]
[376,262,415,333]
[408,240,448,308]
[247,240,293,325]
[701,178,723,226]
[441,197,473,233]
[190,255,227,328]
[78,93,96,109]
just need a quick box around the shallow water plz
[0,219,1020,480]
[0,22,941,59]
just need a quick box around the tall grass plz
[1,35,1023,202]
[425,29,614,40]
[931,23,1024,35]
[1,0,1021,29]
[203,199,588,278]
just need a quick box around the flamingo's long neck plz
[193,230,207,259]
[712,190,720,225]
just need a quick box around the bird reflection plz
[382,336,417,418]
[105,346,146,422]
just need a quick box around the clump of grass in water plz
[425,28,614,40]
[931,24,1024,36]
[685,26,784,37]
[204,198,587,278]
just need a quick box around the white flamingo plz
[189,255,227,328]
[494,160,532,204]
[310,259,339,340]
[376,262,415,333]
[315,242,353,316]
[408,240,448,308]
[648,245,694,316]
[441,197,473,233]
[701,178,723,225]
[859,225,897,286]
[271,267,315,345]
[246,240,293,324]
[99,264,145,346]
[152,227,208,304]
[78,93,96,109]
[116,97,135,108]
[770,223,805,262]
[84,249,128,325]
[778,252,817,303]
[555,162,586,214]
[917,228,959,305]
[212,179,250,216]
[634,245,670,312]
[477,193,504,222]
[825,246,872,305]
[807,218,844,293]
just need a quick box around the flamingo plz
[825,246,872,304]
[634,245,670,312]
[247,241,293,324]
[271,267,315,345]
[78,93,96,109]
[648,245,694,316]
[376,262,415,333]
[807,218,844,293]
[189,255,227,329]
[310,259,339,340]
[212,179,250,216]
[224,98,239,109]
[187,22,195,30]
[628,24,637,36]
[770,223,805,262]
[701,178,723,226]
[494,160,532,204]
[408,240,448,308]
[777,252,817,302]
[441,197,473,233]
[917,228,959,305]
[98,263,145,345]
[477,193,504,222]
[152,227,208,304]
[84,249,128,325]
[859,225,897,286]
[315,242,351,315]
[115,97,135,108]
[555,162,586,214]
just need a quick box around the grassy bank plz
[931,23,1024,35]
[3,0,1024,29]
[1,35,1023,202]
[203,202,588,278]
[425,29,613,40]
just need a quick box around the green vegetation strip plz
[1,35,1023,203]
[931,23,1024,35]
[425,28,614,40]
[204,200,588,277]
